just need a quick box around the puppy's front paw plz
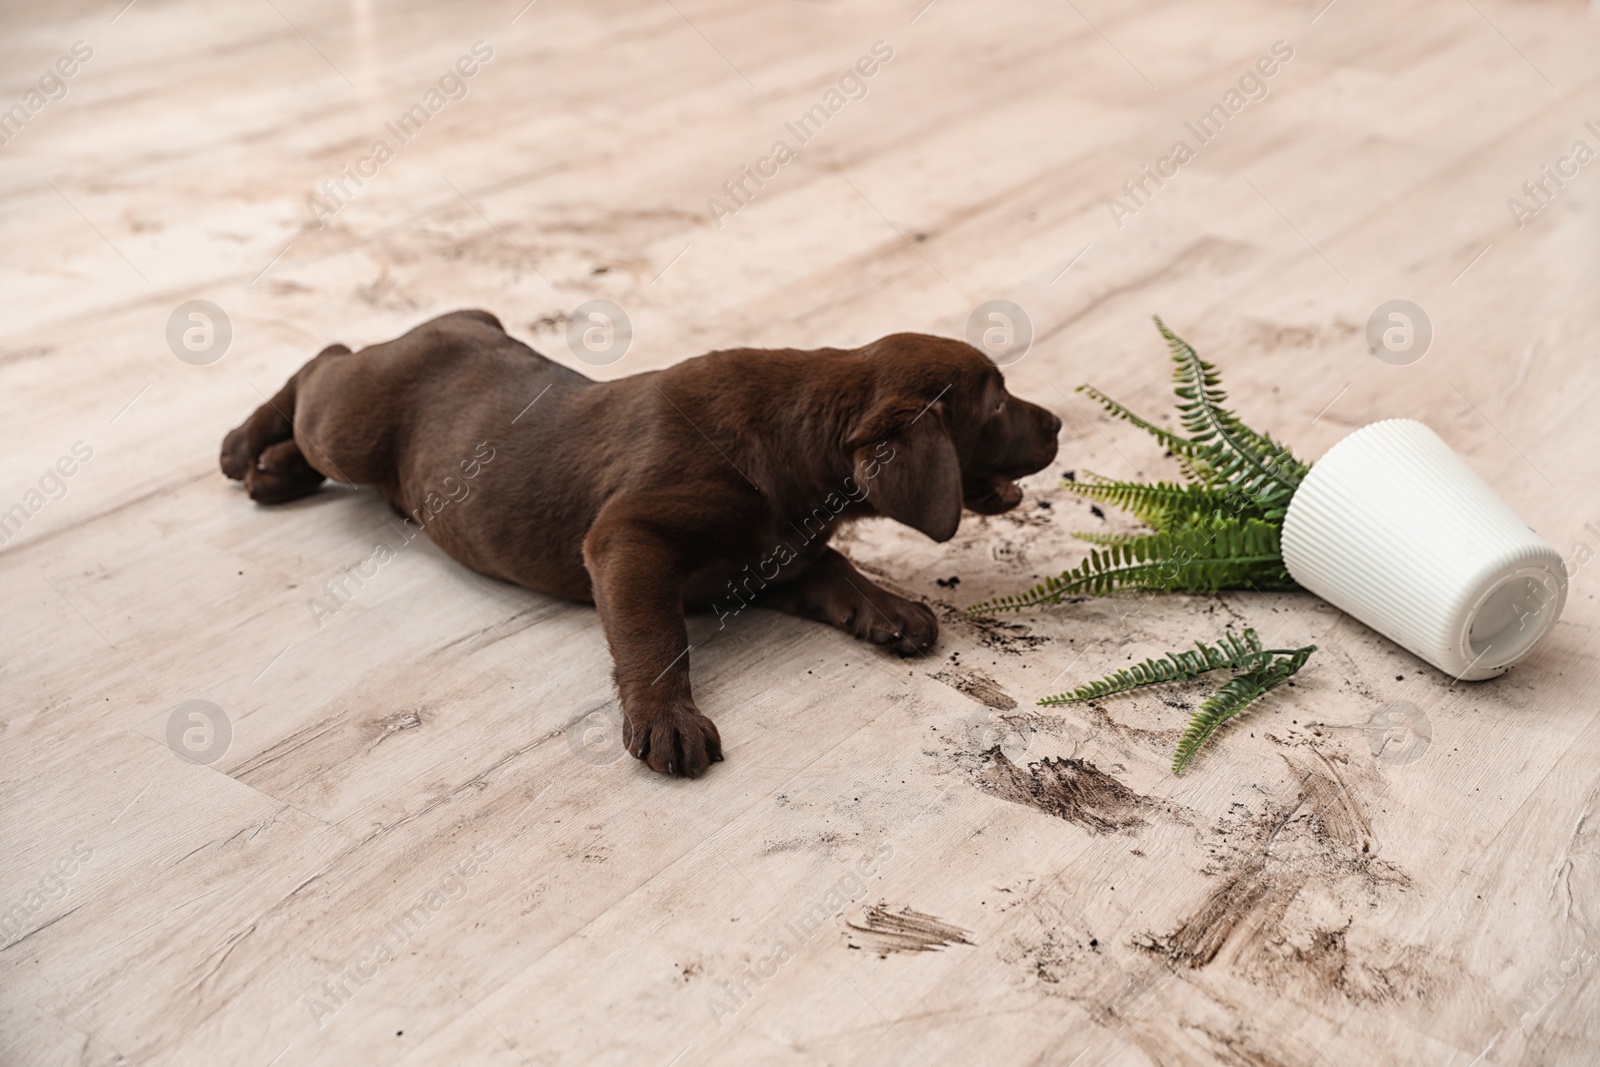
[624,702,723,778]
[863,594,939,657]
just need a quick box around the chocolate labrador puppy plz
[222,310,1060,777]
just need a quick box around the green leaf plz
[966,518,1296,614]
[1157,316,1309,511]
[1070,473,1272,531]
[1038,629,1266,705]
[1068,528,1148,547]
[1075,385,1201,459]
[1171,644,1315,775]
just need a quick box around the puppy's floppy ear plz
[848,397,963,542]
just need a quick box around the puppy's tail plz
[220,343,349,504]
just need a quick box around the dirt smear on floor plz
[1140,861,1304,970]
[938,605,1053,655]
[845,905,975,957]
[971,747,1154,834]
[1134,750,1440,1005]
[931,667,1018,710]
[980,742,1445,1034]
[1076,698,1185,749]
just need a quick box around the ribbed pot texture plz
[1281,419,1566,680]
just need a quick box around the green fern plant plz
[1040,629,1268,704]
[1172,644,1314,774]
[968,317,1309,614]
[968,318,1319,773]
[1041,629,1315,774]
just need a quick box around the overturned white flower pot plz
[1281,419,1566,680]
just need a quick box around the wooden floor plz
[4,0,1600,1063]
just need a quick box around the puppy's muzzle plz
[964,401,1061,514]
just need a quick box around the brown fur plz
[221,310,1060,777]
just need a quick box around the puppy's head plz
[847,334,1061,542]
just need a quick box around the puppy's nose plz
[1047,411,1063,436]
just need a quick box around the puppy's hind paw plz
[220,425,253,481]
[243,440,326,504]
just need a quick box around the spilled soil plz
[939,605,1053,655]
[979,739,1444,1029]
[971,747,1154,834]
[1133,750,1438,1005]
[931,667,1018,710]
[846,905,975,957]
[1137,861,1302,969]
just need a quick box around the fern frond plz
[1173,449,1226,489]
[1171,644,1315,775]
[1156,316,1309,512]
[1069,529,1147,546]
[1038,629,1265,705]
[1075,385,1200,459]
[1070,473,1267,530]
[966,519,1296,614]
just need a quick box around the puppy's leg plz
[583,512,723,777]
[759,547,938,657]
[220,343,349,502]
